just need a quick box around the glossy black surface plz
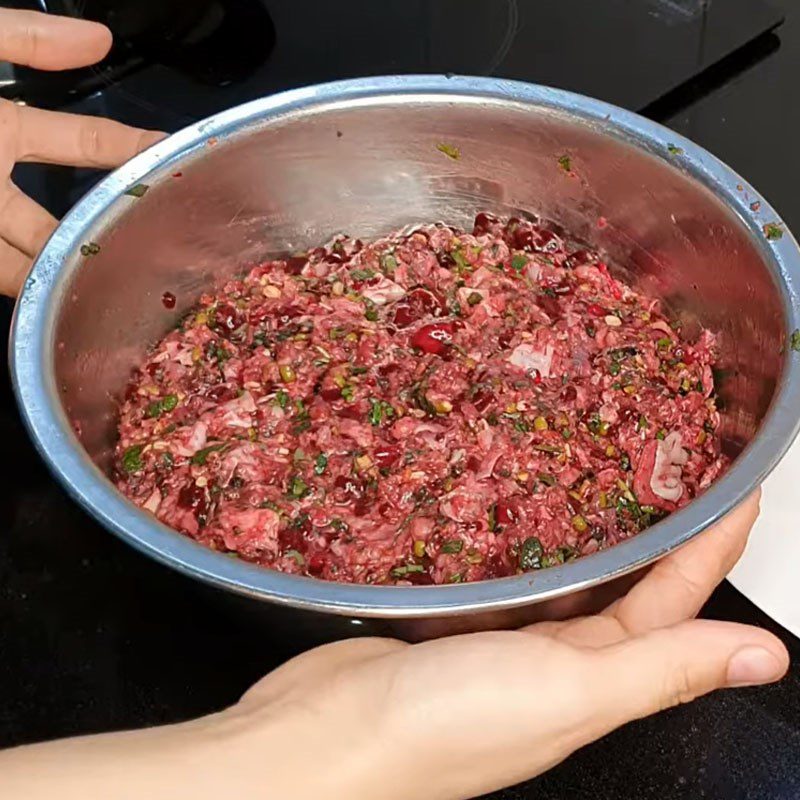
[2,1,800,798]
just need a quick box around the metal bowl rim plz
[11,74,800,618]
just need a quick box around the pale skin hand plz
[0,9,164,296]
[0,492,789,800]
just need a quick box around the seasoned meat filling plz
[115,214,727,585]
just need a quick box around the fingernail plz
[726,646,783,687]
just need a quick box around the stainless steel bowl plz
[11,76,800,641]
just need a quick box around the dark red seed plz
[471,389,493,413]
[535,229,560,252]
[275,305,303,326]
[284,256,307,275]
[587,303,606,317]
[161,291,176,309]
[392,287,446,328]
[177,482,209,519]
[560,385,578,403]
[215,303,243,333]
[307,553,326,575]
[279,525,307,554]
[374,445,400,470]
[473,211,498,236]
[410,322,455,355]
[513,225,534,250]
[497,330,514,349]
[672,346,695,365]
[334,475,364,503]
[495,501,518,526]
[206,384,237,402]
[406,570,435,586]
[537,295,562,320]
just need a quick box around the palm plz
[239,493,785,800]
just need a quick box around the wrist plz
[215,697,384,800]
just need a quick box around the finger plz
[0,182,57,257]
[607,490,760,633]
[583,618,787,742]
[0,237,32,297]
[0,9,111,70]
[15,104,166,168]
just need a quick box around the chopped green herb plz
[467,291,483,306]
[122,444,144,473]
[448,572,465,583]
[609,362,621,376]
[368,397,394,426]
[763,222,783,240]
[350,365,368,375]
[533,444,561,455]
[667,144,683,155]
[511,254,528,272]
[487,504,497,532]
[365,306,379,322]
[289,475,310,499]
[561,428,573,440]
[80,242,101,257]
[557,154,572,172]
[440,539,464,554]
[124,183,150,198]
[451,249,470,272]
[340,385,355,402]
[145,393,178,419]
[636,414,648,432]
[537,473,557,487]
[191,444,225,465]
[656,428,667,440]
[380,253,398,273]
[519,536,544,570]
[284,549,305,566]
[350,268,375,281]
[275,390,290,409]
[160,452,174,470]
[656,337,672,350]
[619,452,631,471]
[436,142,460,160]
[314,453,329,475]
[329,327,347,340]
[791,329,800,352]
[391,563,426,577]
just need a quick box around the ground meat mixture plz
[115,213,728,585]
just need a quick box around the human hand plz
[0,9,164,296]
[0,492,787,800]
[222,490,787,800]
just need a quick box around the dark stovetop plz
[3,1,800,798]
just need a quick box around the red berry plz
[410,322,455,355]
[495,501,518,525]
[374,445,401,470]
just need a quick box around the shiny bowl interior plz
[11,76,800,621]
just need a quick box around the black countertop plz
[2,2,800,798]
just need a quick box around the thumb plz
[587,619,788,736]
